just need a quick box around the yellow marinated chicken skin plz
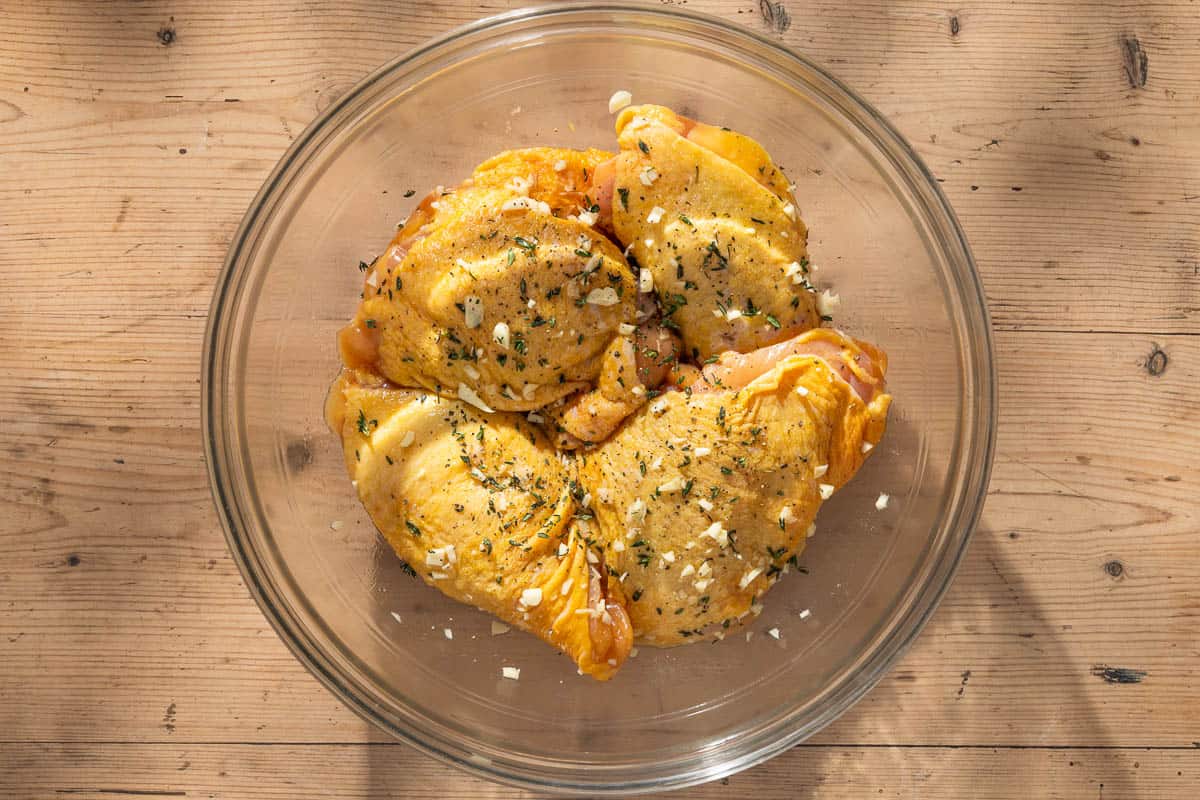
[589,105,821,360]
[339,148,639,412]
[579,329,889,646]
[330,371,632,679]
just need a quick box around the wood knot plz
[758,0,792,35]
[1103,560,1124,578]
[1120,35,1148,88]
[66,554,81,567]
[1091,665,1146,684]
[1144,344,1167,376]
[157,25,176,46]
[950,15,961,37]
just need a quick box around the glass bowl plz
[203,3,995,794]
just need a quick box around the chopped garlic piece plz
[463,364,480,381]
[501,196,551,215]
[501,666,521,680]
[661,551,676,564]
[639,268,654,293]
[697,498,714,513]
[443,628,453,640]
[657,477,683,493]
[613,540,625,553]
[586,287,620,306]
[699,521,729,548]
[597,487,612,503]
[627,499,647,523]
[399,430,415,448]
[527,412,545,424]
[680,563,696,578]
[862,441,875,454]
[492,321,510,349]
[782,202,796,219]
[768,627,781,639]
[557,542,568,557]
[819,483,834,500]
[457,383,494,413]
[646,205,665,224]
[639,166,659,186]
[875,493,890,510]
[739,567,763,589]
[817,289,840,317]
[694,447,711,457]
[814,464,829,478]
[698,561,712,577]
[778,505,795,525]
[520,587,543,608]
[618,322,637,336]
[577,209,599,226]
[608,89,633,113]
[650,398,669,415]
[798,608,812,620]
[553,159,567,172]
[522,383,539,401]
[463,296,482,326]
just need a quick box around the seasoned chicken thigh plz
[328,370,632,679]
[579,329,889,645]
[589,105,821,361]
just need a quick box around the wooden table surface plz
[2,1,1198,797]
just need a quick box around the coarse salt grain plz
[443,628,453,640]
[491,621,510,635]
[862,442,875,454]
[875,493,890,511]
[814,464,829,478]
[768,627,781,640]
[798,608,812,620]
[501,666,521,680]
[608,89,633,114]
[819,483,835,500]
[390,611,402,624]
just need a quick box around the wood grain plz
[1,0,1198,796]
[3,743,1198,799]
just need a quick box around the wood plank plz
[1,743,1196,799]
[1,331,1195,746]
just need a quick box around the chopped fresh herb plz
[358,260,369,272]
[397,560,417,578]
[395,276,403,291]
[507,249,515,266]
[749,217,766,224]
[481,537,493,555]
[514,236,537,254]
[617,187,630,210]
[403,189,416,197]
[720,466,733,475]
[574,248,593,258]
[632,588,644,601]
[638,140,650,155]
[356,409,369,435]
[404,520,422,537]
[766,314,781,329]
[364,318,377,328]
[385,455,394,465]
[679,214,694,227]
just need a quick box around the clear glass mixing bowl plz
[203,3,995,793]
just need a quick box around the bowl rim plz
[202,2,997,794]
